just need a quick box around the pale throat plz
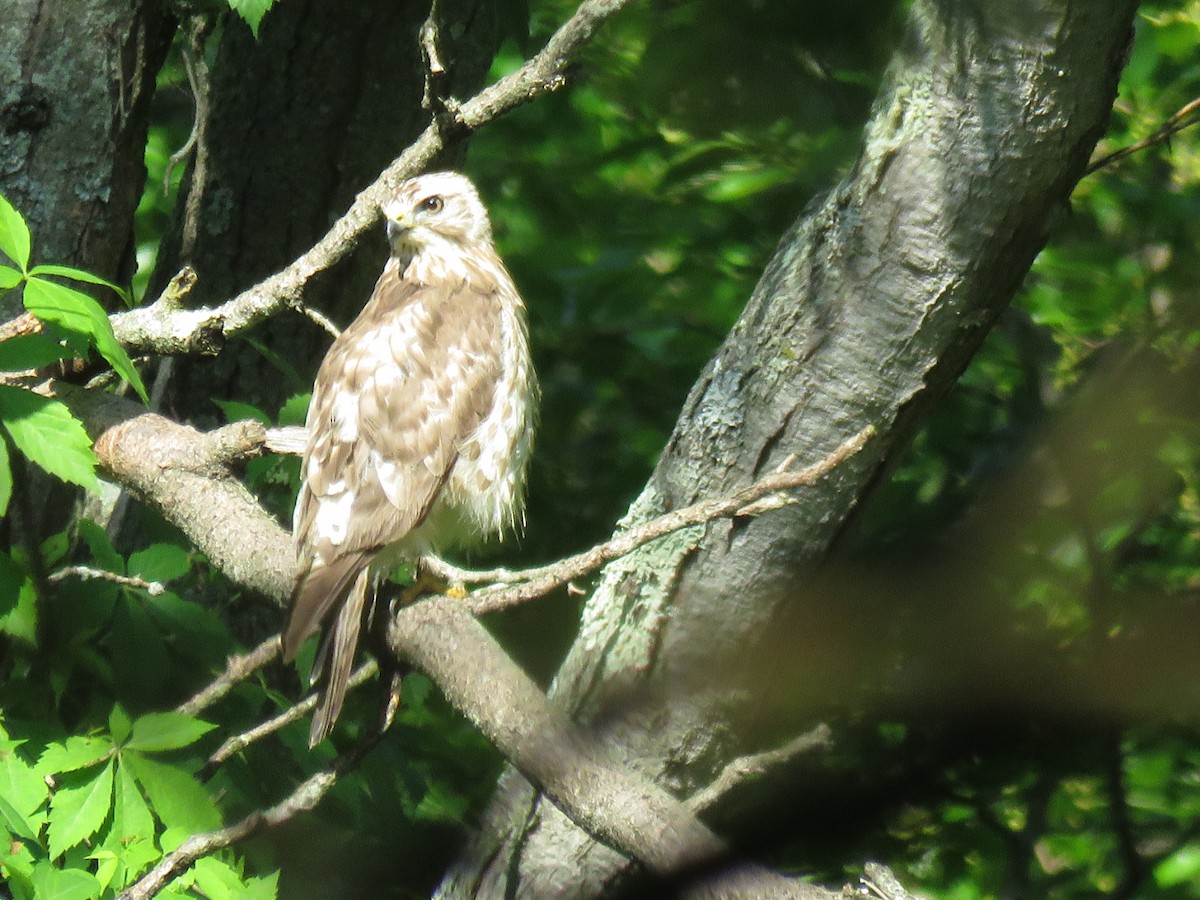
[391,230,475,281]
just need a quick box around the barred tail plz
[283,552,373,746]
[307,567,372,746]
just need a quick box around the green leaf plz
[0,570,38,644]
[40,525,72,567]
[277,392,311,426]
[0,738,48,819]
[106,757,154,848]
[193,856,248,900]
[21,278,147,402]
[126,713,215,753]
[0,387,99,492]
[76,519,124,575]
[127,543,191,583]
[2,838,37,898]
[226,0,276,37]
[89,849,120,894]
[245,336,304,390]
[413,780,470,824]
[241,870,280,900]
[98,836,158,891]
[0,793,40,842]
[0,264,24,289]
[30,863,101,900]
[0,552,23,619]
[211,397,271,426]
[29,264,129,306]
[37,736,113,776]
[0,192,31,271]
[123,751,220,832]
[1155,843,1200,888]
[47,760,114,859]
[0,435,9,517]
[109,597,170,705]
[108,705,132,745]
[0,332,72,372]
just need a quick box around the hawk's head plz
[382,172,494,258]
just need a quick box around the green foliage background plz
[1,1,1199,897]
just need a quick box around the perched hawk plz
[282,172,537,746]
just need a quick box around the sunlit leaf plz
[226,0,276,37]
[22,278,147,402]
[0,332,72,372]
[47,759,114,859]
[0,264,24,289]
[37,736,113,776]
[106,757,154,848]
[123,752,220,832]
[29,864,100,900]
[212,397,270,425]
[108,705,132,746]
[29,264,129,306]
[0,386,99,492]
[126,712,215,753]
[127,543,191,583]
[0,192,31,271]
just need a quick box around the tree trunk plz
[0,0,173,299]
[439,1,1139,896]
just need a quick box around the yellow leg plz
[396,561,468,605]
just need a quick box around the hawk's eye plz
[420,195,444,214]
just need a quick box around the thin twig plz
[1086,96,1200,174]
[162,43,201,196]
[172,17,215,261]
[465,426,874,615]
[118,734,380,900]
[47,565,165,596]
[175,636,282,717]
[204,660,378,769]
[290,301,341,339]
[420,0,453,115]
[689,724,833,812]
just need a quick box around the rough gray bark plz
[156,0,500,418]
[439,1,1140,896]
[0,0,173,299]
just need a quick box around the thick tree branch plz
[107,0,632,358]
[56,385,295,603]
[388,597,830,899]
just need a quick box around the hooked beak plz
[385,211,411,243]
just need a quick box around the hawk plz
[282,171,537,746]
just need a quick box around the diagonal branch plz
[1086,95,1200,175]
[389,596,831,899]
[108,0,633,358]
[117,734,381,900]
[461,426,874,615]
